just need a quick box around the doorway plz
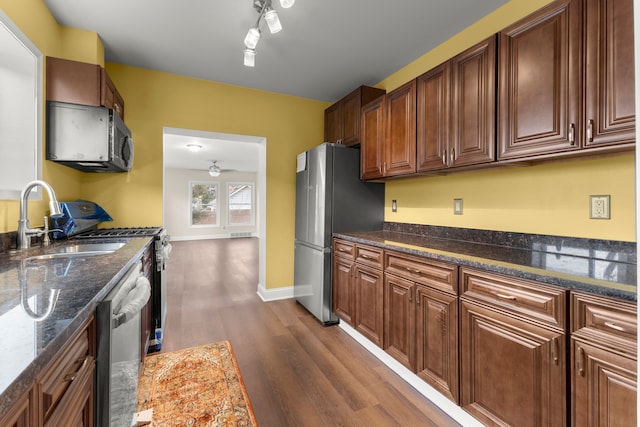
[162,127,267,293]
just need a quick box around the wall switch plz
[454,198,463,215]
[590,195,610,219]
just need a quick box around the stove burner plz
[72,227,164,239]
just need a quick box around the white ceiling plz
[43,0,507,103]
[43,0,508,172]
[163,128,261,172]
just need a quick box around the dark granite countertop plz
[334,227,636,302]
[0,237,152,416]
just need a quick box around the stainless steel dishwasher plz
[95,262,150,427]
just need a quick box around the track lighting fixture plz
[242,0,295,67]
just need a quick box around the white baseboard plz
[257,283,294,301]
[338,322,484,427]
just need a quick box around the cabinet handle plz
[604,321,626,333]
[404,266,421,274]
[64,356,89,382]
[382,162,386,176]
[409,287,413,302]
[492,292,517,301]
[450,147,455,166]
[551,337,559,365]
[577,345,585,376]
[569,123,575,145]
[442,150,447,166]
[338,247,347,252]
[586,119,593,143]
[416,289,421,305]
[360,254,372,260]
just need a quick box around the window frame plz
[226,181,255,226]
[188,180,219,228]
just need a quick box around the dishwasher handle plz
[113,275,151,329]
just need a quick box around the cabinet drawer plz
[355,244,383,269]
[385,251,458,295]
[460,268,566,329]
[571,292,637,343]
[334,239,355,260]
[39,318,94,423]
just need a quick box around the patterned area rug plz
[137,340,257,426]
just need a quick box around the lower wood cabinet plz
[460,268,567,427]
[38,316,96,427]
[332,239,637,426]
[384,251,459,403]
[570,292,637,427]
[0,388,33,427]
[332,240,384,346]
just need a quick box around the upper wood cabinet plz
[498,0,634,161]
[46,57,125,120]
[361,80,417,179]
[583,0,635,148]
[324,85,385,146]
[417,36,496,172]
[498,0,582,160]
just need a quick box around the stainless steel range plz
[72,226,171,351]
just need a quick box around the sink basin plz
[26,242,126,261]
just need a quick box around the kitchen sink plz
[26,242,126,261]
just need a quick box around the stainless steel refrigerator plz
[294,143,384,325]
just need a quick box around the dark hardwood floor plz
[162,238,460,427]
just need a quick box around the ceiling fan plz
[208,160,236,177]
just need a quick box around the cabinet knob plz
[568,123,575,145]
[586,119,594,143]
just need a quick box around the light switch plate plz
[590,195,610,219]
[454,198,463,215]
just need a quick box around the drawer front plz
[571,291,637,343]
[461,268,566,329]
[385,251,458,295]
[334,239,355,260]
[355,244,383,269]
[39,325,92,422]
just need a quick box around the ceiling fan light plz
[263,9,282,34]
[243,48,256,67]
[209,164,221,177]
[279,0,294,8]
[244,27,261,49]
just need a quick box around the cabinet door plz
[0,388,32,427]
[460,299,566,427]
[450,35,496,168]
[324,102,342,144]
[385,80,416,177]
[583,0,635,148]
[384,274,415,371]
[332,255,354,325]
[354,264,384,347]
[498,0,582,160]
[361,97,385,179]
[44,361,95,427]
[571,337,637,427]
[341,89,361,146]
[416,62,450,172]
[415,286,459,403]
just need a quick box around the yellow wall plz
[84,65,327,289]
[0,0,636,295]
[375,0,636,242]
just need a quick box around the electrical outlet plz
[392,199,397,212]
[454,198,463,215]
[590,195,610,219]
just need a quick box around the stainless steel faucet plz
[18,180,63,250]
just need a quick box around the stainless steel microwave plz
[46,101,134,172]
